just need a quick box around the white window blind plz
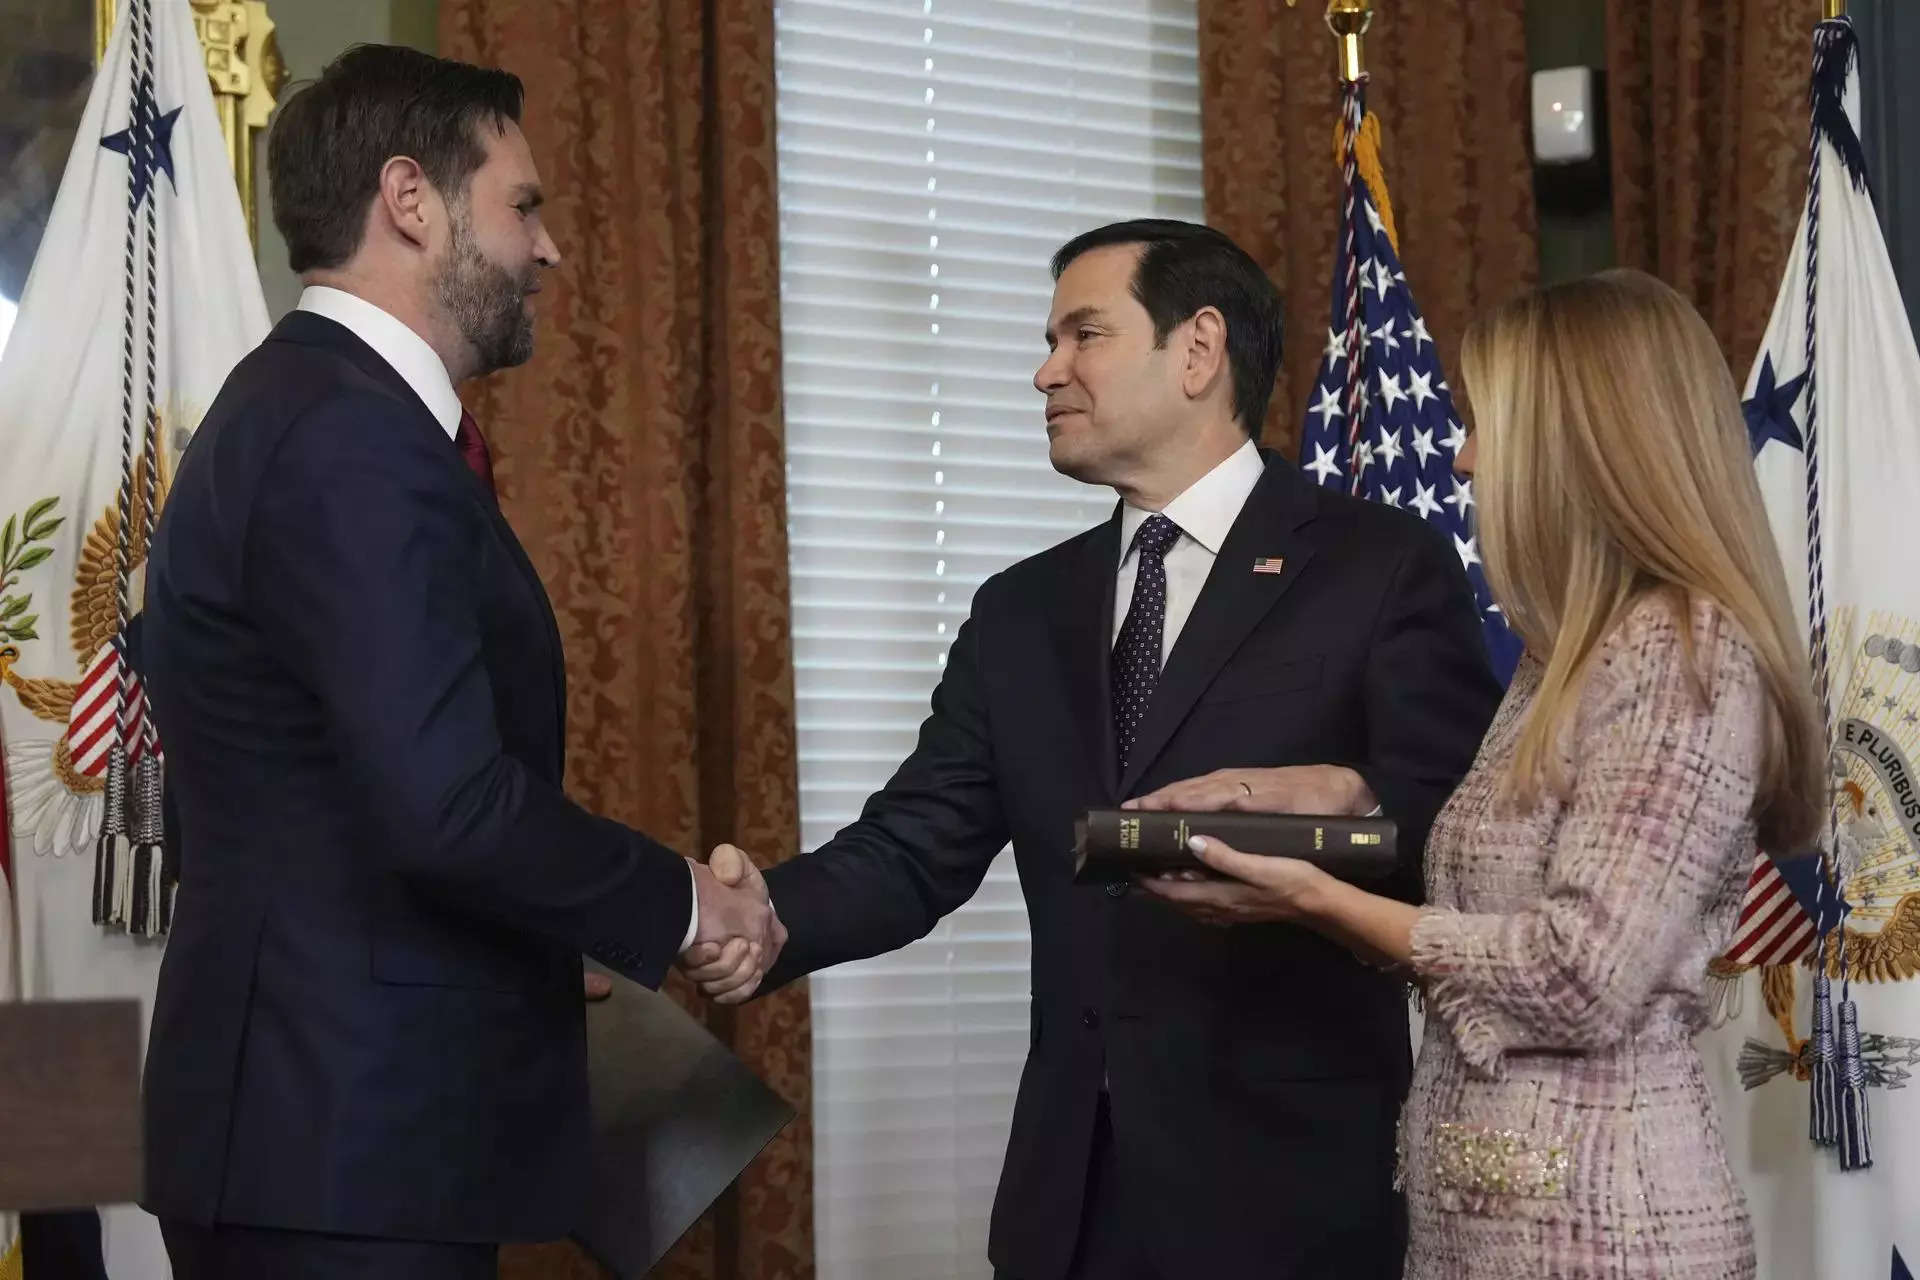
[773,2,1203,1275]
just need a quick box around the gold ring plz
[1239,781,1253,797]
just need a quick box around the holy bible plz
[1072,809,1397,884]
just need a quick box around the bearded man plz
[137,44,778,1280]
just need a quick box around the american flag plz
[1721,848,1832,967]
[65,640,158,776]
[1298,86,1521,683]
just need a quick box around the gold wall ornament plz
[93,0,287,248]
[1287,0,1374,84]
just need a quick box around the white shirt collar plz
[296,285,463,438]
[1118,438,1266,561]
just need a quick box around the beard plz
[433,208,536,375]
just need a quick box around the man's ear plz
[1182,305,1229,402]
[374,154,435,250]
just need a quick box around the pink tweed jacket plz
[1400,596,1762,1279]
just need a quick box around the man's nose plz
[1034,348,1068,394]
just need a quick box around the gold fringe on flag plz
[1334,111,1399,258]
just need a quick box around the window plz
[774,2,1203,1273]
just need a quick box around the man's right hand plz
[680,845,785,1004]
[1124,764,1374,817]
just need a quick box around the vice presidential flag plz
[1701,17,1920,1280]
[0,0,268,1272]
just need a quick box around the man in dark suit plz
[139,46,779,1280]
[686,221,1503,1279]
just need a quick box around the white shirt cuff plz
[680,861,700,952]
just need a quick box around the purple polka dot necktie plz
[1113,513,1182,776]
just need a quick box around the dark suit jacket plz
[139,311,692,1243]
[763,453,1502,1280]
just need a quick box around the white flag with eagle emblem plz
[1700,16,1920,1280]
[0,0,266,1270]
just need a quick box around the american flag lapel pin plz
[1252,556,1286,575]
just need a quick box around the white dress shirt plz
[298,286,463,439]
[297,287,702,952]
[1113,438,1266,661]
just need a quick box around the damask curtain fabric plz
[1606,0,1808,375]
[436,3,811,1278]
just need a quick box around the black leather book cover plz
[1072,810,1397,884]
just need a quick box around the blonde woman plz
[1139,268,1824,1278]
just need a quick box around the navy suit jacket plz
[139,311,692,1243]
[762,454,1503,1280]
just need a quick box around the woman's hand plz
[1141,834,1422,975]
[1137,835,1334,926]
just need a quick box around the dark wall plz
[1527,0,1614,283]
[1853,0,1920,338]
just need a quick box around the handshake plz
[676,844,786,1004]
[652,765,1376,1003]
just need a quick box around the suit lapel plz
[442,449,571,775]
[1116,456,1318,800]
[482,491,570,767]
[1048,509,1123,804]
[272,312,570,764]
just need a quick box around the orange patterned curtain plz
[1199,0,1537,457]
[436,3,812,1278]
[1606,0,1810,376]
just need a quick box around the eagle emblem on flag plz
[1,445,170,861]
[1818,612,1920,984]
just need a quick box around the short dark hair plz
[267,44,524,273]
[1050,220,1284,436]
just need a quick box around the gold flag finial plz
[1287,0,1374,84]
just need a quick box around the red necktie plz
[455,409,496,498]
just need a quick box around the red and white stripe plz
[1720,850,1818,967]
[64,642,157,776]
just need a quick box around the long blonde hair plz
[1459,268,1824,852]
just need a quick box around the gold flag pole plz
[1825,0,1846,16]
[94,0,287,248]
[1287,0,1375,84]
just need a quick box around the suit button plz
[1105,881,1127,898]
[1082,1007,1100,1029]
